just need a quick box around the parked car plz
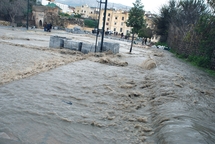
[105,30,113,35]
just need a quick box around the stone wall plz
[44,12,84,29]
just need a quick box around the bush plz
[187,55,210,68]
[84,19,97,28]
[155,42,168,47]
[59,12,70,17]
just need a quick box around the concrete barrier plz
[64,40,82,51]
[81,43,96,54]
[49,36,67,48]
[65,28,72,33]
[98,42,119,54]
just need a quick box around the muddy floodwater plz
[0,26,215,144]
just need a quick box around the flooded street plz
[0,26,215,144]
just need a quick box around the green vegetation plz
[84,19,97,28]
[138,27,152,38]
[74,13,82,18]
[170,48,215,76]
[59,12,70,18]
[155,42,168,47]
[0,0,36,23]
[154,0,215,71]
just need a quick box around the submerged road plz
[0,27,215,144]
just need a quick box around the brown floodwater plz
[0,27,215,144]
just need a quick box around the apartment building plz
[98,9,132,35]
[75,5,98,19]
[55,2,69,13]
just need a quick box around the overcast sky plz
[55,0,170,14]
[108,0,169,13]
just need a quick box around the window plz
[114,28,116,31]
[107,18,110,21]
[81,10,83,12]
[106,23,109,25]
[121,22,123,26]
[115,17,118,20]
[114,22,117,25]
[84,11,86,13]
[108,13,110,16]
[120,28,122,32]
[122,17,124,20]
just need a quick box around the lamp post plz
[100,0,107,52]
[26,0,29,30]
[95,0,108,52]
[95,0,102,52]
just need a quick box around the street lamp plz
[101,0,108,52]
[95,0,108,52]
[95,0,102,52]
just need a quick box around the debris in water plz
[140,58,156,70]
[62,100,72,105]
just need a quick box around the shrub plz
[84,19,97,28]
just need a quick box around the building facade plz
[36,0,51,6]
[75,5,98,19]
[36,0,71,14]
[55,2,69,13]
[98,9,132,35]
[32,5,59,28]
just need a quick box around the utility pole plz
[100,0,107,52]
[95,0,102,52]
[26,0,29,30]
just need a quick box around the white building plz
[55,2,69,13]
[36,0,49,6]
[36,0,70,14]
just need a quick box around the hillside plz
[58,0,131,10]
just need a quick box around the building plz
[144,11,160,43]
[36,0,52,5]
[68,6,75,15]
[144,11,156,29]
[32,5,59,28]
[36,0,71,14]
[55,2,69,13]
[98,9,132,35]
[75,5,98,19]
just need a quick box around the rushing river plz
[0,59,215,144]
[0,27,215,144]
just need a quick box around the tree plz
[0,0,36,23]
[126,0,145,52]
[0,0,36,24]
[138,27,153,38]
[0,0,26,24]
[207,0,215,12]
